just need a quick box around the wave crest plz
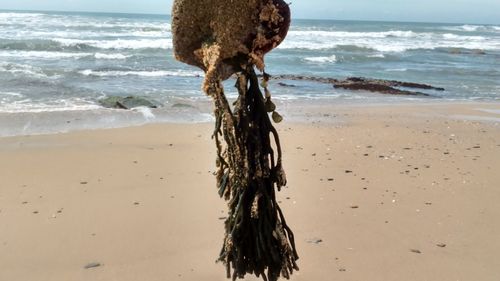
[280,29,497,52]
[304,55,337,63]
[79,69,203,77]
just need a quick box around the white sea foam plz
[304,55,337,63]
[79,69,203,77]
[385,68,408,72]
[1,30,168,40]
[0,97,101,113]
[0,91,23,97]
[460,25,482,32]
[0,50,91,59]
[0,62,57,79]
[94,53,131,60]
[0,12,171,32]
[53,38,172,50]
[442,24,500,33]
[288,30,423,39]
[0,50,132,60]
[368,54,385,58]
[443,33,459,39]
[442,33,485,40]
[279,29,500,52]
[47,21,171,31]
[0,12,44,21]
[132,107,156,119]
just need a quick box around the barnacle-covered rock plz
[172,0,290,79]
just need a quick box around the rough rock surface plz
[172,0,289,80]
[172,0,260,75]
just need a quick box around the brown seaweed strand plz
[209,65,299,281]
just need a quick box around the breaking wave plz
[79,69,203,77]
[279,30,499,52]
[441,24,500,32]
[53,38,172,50]
[0,62,58,79]
[304,55,337,63]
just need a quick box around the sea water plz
[0,10,499,135]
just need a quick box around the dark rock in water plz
[171,103,197,109]
[269,74,445,97]
[449,48,486,55]
[99,96,162,110]
[333,78,432,96]
[344,77,445,91]
[269,74,338,84]
[277,82,297,88]
[449,48,464,55]
[472,49,486,55]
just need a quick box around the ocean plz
[0,10,499,136]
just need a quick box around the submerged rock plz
[171,103,198,109]
[98,96,162,110]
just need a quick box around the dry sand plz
[1,102,499,281]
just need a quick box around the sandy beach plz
[1,102,499,281]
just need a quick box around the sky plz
[0,0,499,24]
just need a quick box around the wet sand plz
[1,102,499,281]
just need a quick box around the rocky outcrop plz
[271,75,445,96]
[332,77,444,96]
[98,96,162,109]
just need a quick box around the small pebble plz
[84,262,101,269]
[306,238,323,244]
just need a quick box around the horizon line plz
[0,8,498,26]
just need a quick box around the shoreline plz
[1,100,499,138]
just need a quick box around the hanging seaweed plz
[171,1,298,280]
